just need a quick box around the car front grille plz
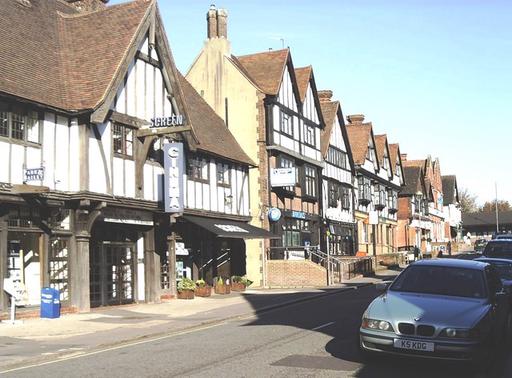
[417,325,435,336]
[398,323,415,335]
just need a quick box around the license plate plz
[393,339,434,352]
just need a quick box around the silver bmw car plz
[360,259,511,361]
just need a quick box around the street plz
[2,284,512,378]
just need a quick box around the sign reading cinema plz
[163,143,184,213]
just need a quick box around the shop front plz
[325,221,356,256]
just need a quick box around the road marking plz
[0,322,226,375]
[311,321,335,331]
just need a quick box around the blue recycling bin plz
[40,287,60,319]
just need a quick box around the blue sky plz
[112,0,511,205]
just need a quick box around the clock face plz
[268,208,282,222]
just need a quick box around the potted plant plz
[194,279,212,297]
[214,276,231,295]
[177,277,196,299]
[231,276,253,292]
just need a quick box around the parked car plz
[474,239,488,254]
[474,257,512,290]
[360,259,511,362]
[482,240,512,259]
[494,234,512,240]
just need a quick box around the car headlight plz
[362,317,394,332]
[440,328,478,339]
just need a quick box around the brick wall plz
[267,260,327,287]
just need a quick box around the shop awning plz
[183,215,279,239]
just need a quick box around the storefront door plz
[90,242,135,307]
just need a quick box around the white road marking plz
[311,321,335,331]
[0,322,226,375]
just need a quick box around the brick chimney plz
[346,114,365,124]
[207,5,228,39]
[318,90,333,102]
[65,0,108,12]
[401,153,408,161]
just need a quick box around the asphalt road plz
[2,285,511,378]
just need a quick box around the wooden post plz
[143,229,160,302]
[167,232,177,296]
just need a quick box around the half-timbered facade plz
[0,0,264,314]
[318,91,356,255]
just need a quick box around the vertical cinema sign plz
[163,143,184,213]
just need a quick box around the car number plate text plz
[393,339,434,352]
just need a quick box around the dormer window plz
[0,102,40,144]
[367,145,376,162]
[112,123,133,158]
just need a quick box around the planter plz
[177,290,195,299]
[230,282,246,292]
[214,284,231,295]
[195,286,212,297]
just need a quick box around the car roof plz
[487,239,512,244]
[475,257,512,264]
[496,235,512,239]
[413,258,488,270]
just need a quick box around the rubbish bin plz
[40,287,60,319]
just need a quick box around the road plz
[2,284,511,378]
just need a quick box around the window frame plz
[0,102,41,145]
[327,146,347,170]
[112,122,134,159]
[188,155,210,183]
[303,123,316,147]
[303,164,317,199]
[216,162,231,188]
[279,110,294,137]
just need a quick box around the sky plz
[111,0,512,205]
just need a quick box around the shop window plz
[282,218,310,247]
[303,164,316,198]
[112,123,133,158]
[0,102,41,144]
[304,123,315,146]
[49,238,69,302]
[280,110,293,136]
[217,163,231,187]
[188,155,209,182]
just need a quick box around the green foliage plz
[231,275,242,283]
[232,275,253,287]
[177,277,196,292]
[215,276,224,286]
[195,279,207,288]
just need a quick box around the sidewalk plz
[0,274,396,371]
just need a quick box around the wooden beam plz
[136,126,192,138]
[110,111,148,130]
[11,185,50,194]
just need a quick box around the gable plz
[277,65,298,112]
[303,83,320,124]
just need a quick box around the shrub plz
[196,279,207,288]
[177,277,196,292]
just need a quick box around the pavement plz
[0,272,399,372]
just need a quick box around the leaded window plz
[112,123,133,157]
[280,111,293,136]
[0,102,40,143]
[341,187,351,210]
[327,146,347,169]
[303,165,316,197]
[217,163,230,187]
[304,124,315,146]
[188,156,209,182]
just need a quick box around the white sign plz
[369,211,379,225]
[214,224,249,233]
[150,115,185,128]
[3,278,28,304]
[270,168,296,187]
[163,143,184,213]
[23,167,44,182]
[103,208,154,226]
[176,242,189,256]
[288,250,305,260]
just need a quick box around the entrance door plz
[90,243,135,307]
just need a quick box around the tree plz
[480,200,512,213]
[459,188,479,213]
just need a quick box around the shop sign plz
[268,208,282,222]
[3,278,28,305]
[214,224,249,233]
[103,208,154,226]
[292,211,306,220]
[23,167,44,182]
[150,115,185,128]
[288,250,305,260]
[270,168,296,187]
[368,211,379,225]
[176,242,189,256]
[163,143,184,213]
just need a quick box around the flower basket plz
[230,276,253,292]
[195,285,212,297]
[230,282,246,292]
[177,289,195,299]
[214,284,231,295]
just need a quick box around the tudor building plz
[0,0,268,314]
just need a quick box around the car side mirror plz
[376,281,391,291]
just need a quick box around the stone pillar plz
[0,214,8,312]
[144,230,161,303]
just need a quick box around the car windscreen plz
[479,261,512,280]
[389,265,487,298]
[483,241,512,258]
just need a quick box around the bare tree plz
[480,200,512,213]
[459,187,479,213]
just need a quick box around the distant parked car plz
[474,239,488,254]
[360,259,511,362]
[475,257,512,290]
[495,234,512,240]
[483,240,512,259]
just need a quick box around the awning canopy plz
[183,215,279,239]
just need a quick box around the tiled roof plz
[389,143,399,168]
[346,123,373,166]
[0,0,151,111]
[403,159,426,169]
[442,175,458,205]
[463,211,512,227]
[236,49,289,95]
[178,73,255,166]
[295,66,312,102]
[401,166,423,196]
[374,135,388,163]
[319,101,339,157]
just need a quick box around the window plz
[304,124,315,146]
[303,165,316,197]
[327,146,347,169]
[112,123,133,157]
[383,155,389,170]
[328,181,339,207]
[341,187,351,210]
[362,223,369,243]
[279,156,295,193]
[280,111,293,136]
[188,156,209,181]
[367,144,376,162]
[0,102,40,144]
[388,190,398,210]
[217,163,230,187]
[358,176,371,202]
[282,218,310,247]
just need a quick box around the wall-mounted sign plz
[292,211,306,220]
[214,224,249,233]
[268,208,282,222]
[150,115,185,128]
[23,167,44,183]
[270,168,296,187]
[103,208,154,226]
[163,143,184,213]
[368,211,379,225]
